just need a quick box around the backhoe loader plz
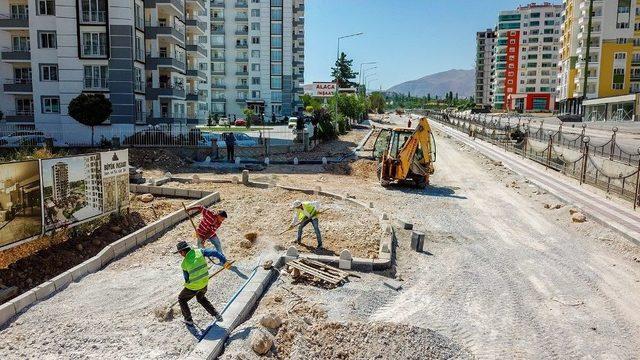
[373,117,436,188]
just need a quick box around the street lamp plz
[361,66,377,93]
[334,32,363,116]
[359,61,377,90]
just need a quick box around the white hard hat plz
[291,200,302,208]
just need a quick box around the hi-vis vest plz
[297,201,318,221]
[181,249,209,290]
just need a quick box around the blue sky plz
[304,0,527,90]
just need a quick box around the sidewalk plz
[433,121,640,243]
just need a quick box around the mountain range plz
[385,69,475,98]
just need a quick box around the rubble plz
[138,193,154,203]
[572,212,587,223]
[250,329,274,355]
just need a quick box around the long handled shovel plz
[182,202,219,266]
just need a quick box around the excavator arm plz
[393,117,435,180]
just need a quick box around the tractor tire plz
[414,176,428,189]
[377,162,391,187]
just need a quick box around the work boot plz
[215,313,224,322]
[316,243,323,250]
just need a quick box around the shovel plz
[182,202,220,266]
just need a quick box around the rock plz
[262,260,273,270]
[250,330,273,355]
[259,314,282,330]
[92,239,101,246]
[273,295,283,303]
[76,243,83,251]
[571,212,587,223]
[569,208,579,215]
[139,193,154,203]
[111,226,122,234]
[544,204,551,209]
[240,240,252,248]
[554,204,563,209]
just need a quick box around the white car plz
[200,132,258,148]
[0,131,48,147]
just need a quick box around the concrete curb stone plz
[0,302,16,327]
[34,281,56,301]
[9,290,36,313]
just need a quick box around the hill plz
[386,69,475,98]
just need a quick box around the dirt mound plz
[128,148,190,172]
[286,321,472,360]
[324,159,378,180]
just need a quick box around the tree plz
[331,52,358,88]
[427,93,431,102]
[242,108,255,128]
[369,92,386,114]
[301,94,322,111]
[68,93,112,147]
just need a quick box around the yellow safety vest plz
[181,249,209,291]
[297,201,318,221]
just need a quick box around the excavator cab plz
[373,117,436,188]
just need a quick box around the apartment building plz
[210,0,304,121]
[51,162,68,202]
[492,2,562,112]
[558,0,640,120]
[84,153,102,212]
[476,29,496,106]
[0,0,211,140]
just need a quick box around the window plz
[134,3,143,29]
[251,63,260,71]
[271,22,282,35]
[41,96,60,113]
[81,0,107,23]
[134,67,144,92]
[135,35,144,61]
[251,90,260,98]
[38,0,55,15]
[271,63,282,75]
[251,50,260,58]
[82,32,107,57]
[614,53,627,60]
[271,35,282,48]
[271,91,282,102]
[271,8,282,20]
[16,98,33,115]
[251,22,260,31]
[14,67,31,83]
[271,76,282,89]
[40,64,58,81]
[251,9,260,17]
[10,4,28,19]
[251,77,260,85]
[271,50,282,62]
[251,36,260,44]
[12,36,30,51]
[84,65,108,89]
[39,32,56,48]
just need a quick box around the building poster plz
[0,160,42,248]
[100,149,129,212]
[41,154,104,231]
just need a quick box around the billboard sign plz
[0,160,42,248]
[313,82,337,97]
[100,149,129,212]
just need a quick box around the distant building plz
[52,162,69,202]
[476,29,497,106]
[492,2,563,112]
[84,154,102,212]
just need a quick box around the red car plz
[234,118,246,126]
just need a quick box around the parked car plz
[0,131,47,147]
[234,118,246,126]
[218,117,230,126]
[200,132,257,148]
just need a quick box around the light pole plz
[361,66,377,95]
[334,32,363,117]
[359,61,377,92]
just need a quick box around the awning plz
[583,94,636,106]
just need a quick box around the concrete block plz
[339,249,352,261]
[34,281,56,301]
[242,170,249,185]
[175,188,190,198]
[286,246,299,258]
[352,258,373,272]
[293,157,299,165]
[161,187,176,197]
[97,245,115,266]
[380,241,391,253]
[378,251,391,261]
[381,213,389,220]
[411,231,425,252]
[153,177,170,186]
[84,256,102,274]
[231,176,239,184]
[51,271,73,291]
[192,174,200,183]
[372,259,391,270]
[69,263,88,281]
[129,184,139,193]
[264,157,270,165]
[338,259,352,270]
[10,290,36,313]
[0,302,16,326]
[133,185,149,194]
[383,279,403,291]
[322,157,327,165]
[397,219,413,230]
[188,189,201,198]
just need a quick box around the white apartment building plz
[51,161,68,202]
[493,2,562,112]
[84,153,102,211]
[210,0,304,121]
[476,29,496,106]
[0,0,211,141]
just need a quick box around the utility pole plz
[582,0,594,105]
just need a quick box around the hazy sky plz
[304,0,529,90]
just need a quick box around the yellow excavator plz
[373,117,436,188]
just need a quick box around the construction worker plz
[291,200,322,249]
[185,205,228,261]
[174,240,225,326]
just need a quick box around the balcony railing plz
[3,78,32,93]
[1,46,30,61]
[0,13,29,28]
[84,77,108,90]
[81,11,106,24]
[81,44,107,58]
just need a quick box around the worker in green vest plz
[291,200,322,249]
[174,240,226,326]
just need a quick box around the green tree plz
[242,108,255,128]
[301,94,322,111]
[369,92,386,114]
[68,93,112,147]
[331,52,358,88]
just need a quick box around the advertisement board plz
[313,82,337,97]
[100,149,130,212]
[0,160,42,248]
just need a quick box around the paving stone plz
[383,279,403,291]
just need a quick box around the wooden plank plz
[302,259,350,279]
[289,261,341,284]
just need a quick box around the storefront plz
[582,94,637,122]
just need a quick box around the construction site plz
[0,112,640,359]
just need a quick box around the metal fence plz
[426,110,640,210]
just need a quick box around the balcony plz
[186,43,207,57]
[211,56,225,62]
[81,44,108,59]
[212,69,225,75]
[186,68,206,79]
[235,14,248,21]
[0,47,30,61]
[186,0,206,12]
[0,13,28,29]
[145,22,185,43]
[211,26,225,34]
[185,18,207,34]
[211,96,226,102]
[235,43,248,49]
[235,1,248,8]
[236,57,248,62]
[211,14,224,22]
[235,29,248,35]
[186,91,207,101]
[3,110,34,123]
[3,79,32,93]
[80,10,106,24]
[211,84,226,89]
[146,83,186,99]
[211,43,225,49]
[211,1,224,8]
[235,71,248,76]
[144,0,184,12]
[145,55,186,72]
